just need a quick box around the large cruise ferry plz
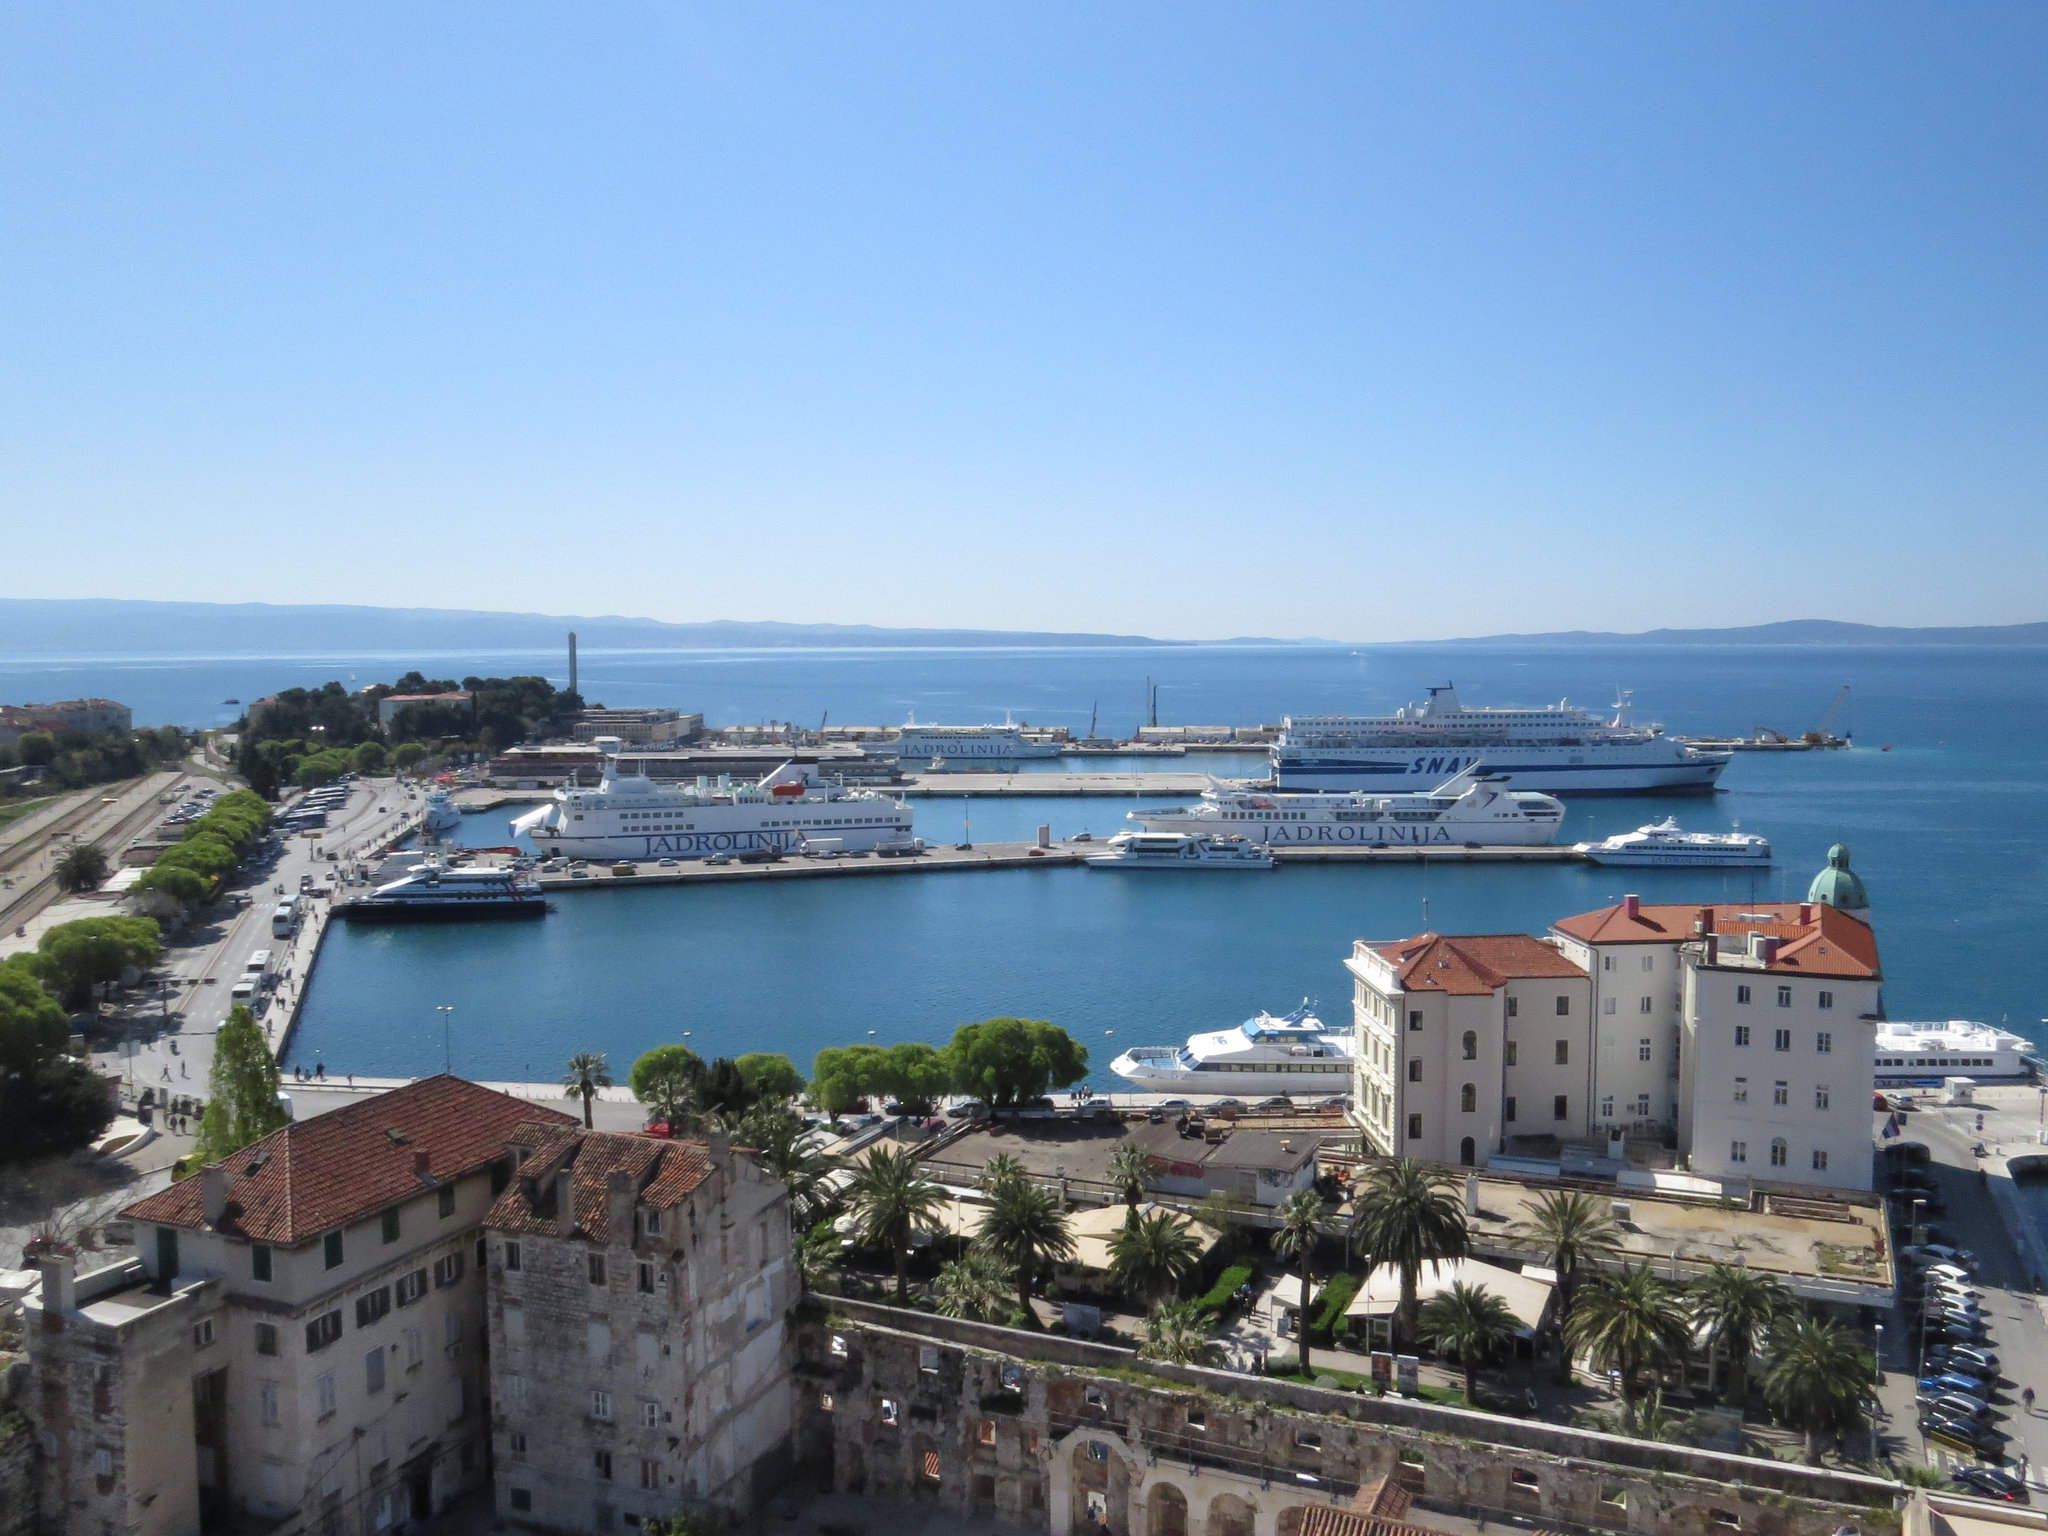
[1109,1005,1353,1097]
[1130,770,1563,847]
[511,757,914,861]
[864,715,1062,762]
[1273,684,1730,795]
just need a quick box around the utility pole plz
[437,1005,454,1074]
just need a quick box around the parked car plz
[1902,1244,1978,1269]
[1951,1467,2028,1503]
[704,853,732,865]
[1926,1278,1982,1301]
[1918,1373,1991,1401]
[1917,1391,1995,1423]
[1253,1096,1296,1112]
[945,1101,988,1120]
[1920,1414,2004,1456]
[1937,1319,1993,1344]
[1932,1345,2000,1375]
[656,858,677,867]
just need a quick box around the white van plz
[244,949,272,975]
[230,979,257,1004]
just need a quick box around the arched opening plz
[1148,1483,1189,1536]
[1459,1137,1476,1167]
[1461,1030,1477,1060]
[1207,1493,1255,1536]
[1072,1439,1127,1536]
[910,1433,941,1497]
[1460,1083,1477,1113]
[1769,1138,1788,1167]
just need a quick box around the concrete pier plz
[892,770,1233,797]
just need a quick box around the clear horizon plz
[4,5,2043,641]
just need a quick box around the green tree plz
[1762,1312,1874,1464]
[1564,1265,1693,1408]
[53,844,110,893]
[933,1249,1013,1322]
[1419,1281,1522,1402]
[17,732,55,767]
[1271,1188,1330,1378]
[628,1044,701,1130]
[0,1054,116,1164]
[0,958,70,1077]
[1106,1140,1152,1209]
[193,1005,287,1164]
[873,1041,952,1115]
[741,1107,835,1230]
[561,1051,613,1129]
[392,742,428,771]
[136,865,211,905]
[846,1145,949,1303]
[1689,1261,1790,1406]
[733,1052,805,1104]
[974,1178,1075,1326]
[1508,1189,1624,1380]
[809,1044,887,1116]
[35,915,160,1008]
[947,1017,1088,1108]
[981,1152,1029,1196]
[1140,1300,1224,1365]
[1108,1208,1205,1308]
[351,740,390,775]
[1349,1159,1469,1350]
[794,1222,844,1295]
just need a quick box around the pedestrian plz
[2025,1386,2037,1413]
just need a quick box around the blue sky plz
[3,4,2043,641]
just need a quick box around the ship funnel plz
[593,735,624,757]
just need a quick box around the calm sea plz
[5,643,2043,1085]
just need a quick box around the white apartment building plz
[484,1123,796,1532]
[26,1077,576,1536]
[1547,894,1690,1140]
[1346,932,1594,1166]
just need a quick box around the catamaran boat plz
[1574,818,1771,867]
[1272,684,1730,795]
[338,858,547,922]
[421,788,463,833]
[511,747,915,861]
[1110,1004,1353,1096]
[862,714,1061,763]
[1130,769,1564,847]
[1084,831,1274,870]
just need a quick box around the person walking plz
[2024,1386,2036,1413]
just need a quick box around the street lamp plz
[437,1005,454,1074]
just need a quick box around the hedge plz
[1198,1261,1259,1315]
[1307,1271,1359,1344]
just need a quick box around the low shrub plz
[1198,1261,1258,1315]
[1307,1272,1358,1344]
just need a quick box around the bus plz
[270,898,301,937]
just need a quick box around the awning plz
[1343,1258,1552,1334]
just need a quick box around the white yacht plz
[511,750,914,861]
[1130,770,1564,847]
[1273,684,1730,795]
[421,788,463,833]
[1874,1021,2039,1085]
[338,859,547,923]
[1084,831,1273,870]
[1574,818,1771,867]
[1110,1004,1353,1096]
[865,714,1061,762]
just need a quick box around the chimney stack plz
[1622,894,1640,919]
[414,1149,432,1179]
[1704,934,1719,965]
[201,1166,231,1227]
[1758,936,1781,966]
[707,1130,729,1170]
[606,1169,635,1243]
[1798,902,1816,925]
[554,1167,578,1237]
[41,1253,77,1316]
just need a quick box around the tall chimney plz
[41,1254,77,1316]
[1758,936,1781,966]
[707,1130,729,1170]
[568,632,578,700]
[414,1150,432,1179]
[1798,902,1816,926]
[606,1169,635,1244]
[554,1167,578,1237]
[202,1166,231,1227]
[1622,894,1640,919]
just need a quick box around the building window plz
[1730,1141,1747,1164]
[404,1328,423,1368]
[1736,985,1751,1005]
[1600,1096,1614,1118]
[1602,955,1614,972]
[1554,1039,1569,1066]
[1812,1149,1830,1171]
[396,1269,428,1306]
[193,1318,215,1349]
[256,1322,279,1356]
[1776,986,1792,1008]
[1504,1041,1518,1066]
[438,1185,457,1219]
[365,1346,386,1394]
[1732,1077,1747,1104]
[504,1241,522,1272]
[640,1209,664,1237]
[1817,991,1834,1010]
[355,1287,392,1328]
[1506,996,1519,1018]
[1735,1025,1751,1047]
[1634,1093,1650,1117]
[640,1400,660,1428]
[1461,1031,1477,1061]
[921,1450,942,1482]
[508,1489,532,1513]
[1773,1029,1791,1052]
[637,1262,654,1295]
[1638,1038,1651,1061]
[593,1450,613,1482]
[305,1310,343,1353]
[316,1372,337,1419]
[1638,996,1653,1015]
[382,1208,401,1243]
[1552,1095,1568,1122]
[510,1433,528,1459]
[1503,1097,1517,1123]
[1816,1031,1832,1054]
[1554,996,1570,1017]
[819,1393,834,1412]
[1769,1139,1788,1167]
[588,1254,608,1286]
[639,1460,660,1492]
[1603,997,1616,1016]
[1641,954,1655,973]
[323,1231,344,1269]
[1407,1113,1423,1140]
[978,1419,997,1446]
[433,1253,465,1288]
[1407,1058,1421,1083]
[1772,1081,1788,1107]
[1814,1086,1830,1110]
[1455,1083,1474,1113]
[505,1373,529,1406]
[880,1398,899,1427]
[260,1381,280,1426]
[251,1244,272,1282]
[591,1390,613,1421]
[1408,1010,1422,1031]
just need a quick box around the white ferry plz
[1084,831,1273,870]
[865,714,1061,762]
[338,860,547,923]
[422,788,463,833]
[1874,1021,2039,1086]
[1273,684,1730,795]
[1574,818,1770,867]
[1130,770,1563,847]
[511,752,914,861]
[1110,1004,1353,1096]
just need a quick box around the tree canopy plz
[193,1005,287,1166]
[34,915,160,1008]
[734,1052,804,1104]
[0,956,71,1076]
[948,1017,1088,1108]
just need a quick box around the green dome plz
[1807,843,1869,913]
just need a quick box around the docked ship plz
[1574,818,1771,867]
[1130,770,1564,847]
[863,715,1061,762]
[421,788,463,833]
[1084,831,1273,870]
[510,756,914,861]
[1109,1004,1353,1096]
[1874,1021,2039,1086]
[338,860,547,922]
[1272,684,1729,795]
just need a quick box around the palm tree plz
[794,1222,843,1295]
[1106,1141,1152,1210]
[744,1109,836,1231]
[634,1057,702,1135]
[1271,1188,1330,1378]
[846,1145,949,1303]
[933,1250,1012,1322]
[981,1152,1029,1195]
[975,1179,1075,1326]
[1563,1265,1693,1408]
[1574,1389,1687,1444]
[1108,1209,1204,1308]
[54,845,110,893]
[561,1052,613,1129]
[1141,1301,1223,1366]
[1349,1159,1469,1350]
[1508,1189,1622,1378]
[1688,1262,1790,1407]
[1418,1281,1521,1402]
[1762,1312,1874,1464]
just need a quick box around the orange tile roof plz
[124,1076,575,1245]
[484,1125,716,1242]
[1370,932,1585,995]
[1552,901,1879,979]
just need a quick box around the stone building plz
[483,1124,796,1532]
[795,1298,1902,1536]
[25,1076,575,1536]
[0,697,132,743]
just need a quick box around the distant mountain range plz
[0,600,2043,654]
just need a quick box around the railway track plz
[0,773,187,927]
